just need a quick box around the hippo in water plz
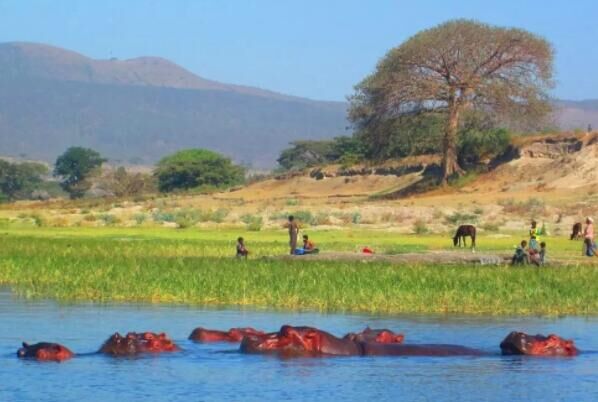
[189,327,265,343]
[500,331,579,357]
[99,332,180,356]
[17,342,74,362]
[240,325,480,357]
[343,327,405,344]
[241,325,362,356]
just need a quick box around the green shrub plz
[444,211,478,225]
[152,210,176,223]
[98,214,120,226]
[241,214,264,231]
[133,213,147,225]
[458,128,511,166]
[351,212,362,224]
[413,219,429,234]
[31,214,45,227]
[198,208,229,223]
[174,209,200,229]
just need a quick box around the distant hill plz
[0,42,347,168]
[554,100,598,131]
[0,42,596,168]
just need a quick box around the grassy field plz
[1,226,597,316]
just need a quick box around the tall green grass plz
[0,228,596,315]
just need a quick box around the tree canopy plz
[54,147,106,198]
[154,149,245,192]
[277,137,366,171]
[349,19,553,182]
[0,160,48,202]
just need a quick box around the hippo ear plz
[22,342,29,348]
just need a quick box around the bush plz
[413,219,429,234]
[481,222,500,232]
[458,128,511,167]
[133,213,147,225]
[444,211,479,225]
[98,214,120,226]
[198,208,229,223]
[30,214,45,227]
[351,212,362,224]
[174,209,200,229]
[152,210,176,223]
[241,214,263,231]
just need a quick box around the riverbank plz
[1,228,597,315]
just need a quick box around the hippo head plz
[240,326,318,356]
[241,325,361,356]
[344,327,405,344]
[500,331,578,357]
[100,332,179,356]
[17,342,74,362]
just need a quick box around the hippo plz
[360,342,485,356]
[17,342,74,362]
[343,327,405,344]
[189,327,265,343]
[99,332,180,356]
[500,331,579,357]
[241,325,362,356]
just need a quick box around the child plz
[529,242,546,266]
[511,240,529,265]
[302,234,319,254]
[236,237,249,258]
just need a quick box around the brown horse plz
[453,225,476,248]
[570,222,582,240]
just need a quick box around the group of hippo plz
[17,325,579,362]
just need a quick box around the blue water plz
[0,289,597,402]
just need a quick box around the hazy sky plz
[0,0,596,101]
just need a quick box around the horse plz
[570,222,582,240]
[453,224,476,249]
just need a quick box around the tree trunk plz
[441,101,464,183]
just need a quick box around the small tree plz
[97,167,156,197]
[0,160,48,201]
[54,147,105,199]
[154,149,244,192]
[350,19,553,182]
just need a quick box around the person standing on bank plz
[287,215,299,255]
[529,220,540,251]
[583,217,596,257]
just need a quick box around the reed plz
[0,228,596,315]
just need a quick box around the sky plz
[0,0,596,102]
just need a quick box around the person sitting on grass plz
[302,234,319,254]
[293,234,320,255]
[529,241,546,266]
[511,240,529,265]
[236,237,249,258]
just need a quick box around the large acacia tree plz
[349,19,554,181]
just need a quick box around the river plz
[0,289,596,401]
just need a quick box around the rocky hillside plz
[0,42,347,168]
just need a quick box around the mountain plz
[0,42,347,168]
[554,100,598,131]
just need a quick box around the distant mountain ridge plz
[0,42,347,167]
[0,42,596,168]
